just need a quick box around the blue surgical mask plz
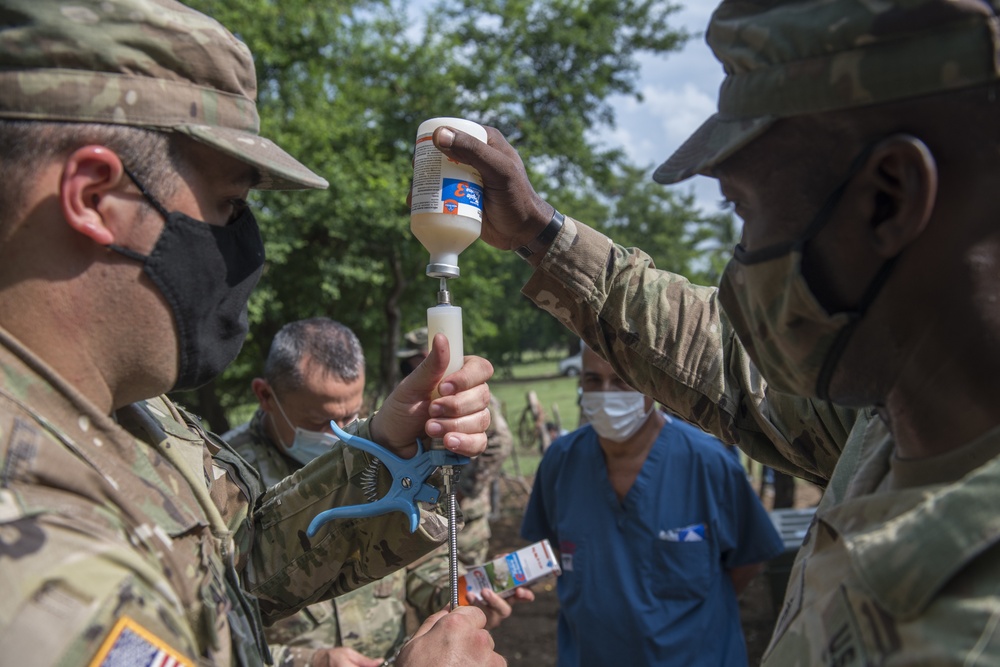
[271,393,336,466]
[579,391,654,442]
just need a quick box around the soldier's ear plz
[251,378,272,410]
[860,134,937,258]
[59,146,129,246]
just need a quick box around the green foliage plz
[428,0,688,186]
[176,0,735,425]
[595,164,739,286]
[491,367,582,478]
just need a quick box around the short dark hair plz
[264,318,365,394]
[0,120,181,235]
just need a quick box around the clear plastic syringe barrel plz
[427,303,464,398]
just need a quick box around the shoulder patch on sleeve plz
[88,616,193,667]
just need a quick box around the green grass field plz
[490,357,581,479]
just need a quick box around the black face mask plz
[109,167,265,392]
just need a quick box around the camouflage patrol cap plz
[654,0,1000,184]
[395,327,429,358]
[0,0,328,190]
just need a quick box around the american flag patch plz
[88,616,192,667]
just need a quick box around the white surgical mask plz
[271,393,337,466]
[579,391,654,442]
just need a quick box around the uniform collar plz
[821,425,1000,619]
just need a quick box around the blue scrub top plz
[522,416,784,667]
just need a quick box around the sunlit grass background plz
[489,354,581,479]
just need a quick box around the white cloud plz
[625,83,716,161]
[676,0,717,28]
[600,5,729,213]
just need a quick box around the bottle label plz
[411,133,485,221]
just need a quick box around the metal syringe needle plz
[430,279,461,609]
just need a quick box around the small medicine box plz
[457,538,561,605]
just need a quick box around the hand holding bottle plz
[430,125,556,262]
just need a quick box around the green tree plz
[180,0,448,422]
[597,164,738,285]
[174,0,729,430]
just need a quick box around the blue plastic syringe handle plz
[306,420,468,536]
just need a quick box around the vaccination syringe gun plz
[308,117,488,611]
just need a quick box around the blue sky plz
[600,2,725,214]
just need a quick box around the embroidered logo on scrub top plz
[659,523,707,542]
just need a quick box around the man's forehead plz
[180,139,262,189]
[292,374,365,411]
[709,118,779,182]
[712,141,770,197]
[582,348,622,378]
[711,116,837,189]
[316,384,365,423]
[236,167,263,190]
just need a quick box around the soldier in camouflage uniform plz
[0,2,503,666]
[432,0,1000,663]
[398,328,515,566]
[226,319,521,666]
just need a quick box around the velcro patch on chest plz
[88,616,192,667]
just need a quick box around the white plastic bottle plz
[410,117,488,278]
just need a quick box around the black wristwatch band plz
[514,210,565,260]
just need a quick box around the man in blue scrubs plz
[522,344,783,666]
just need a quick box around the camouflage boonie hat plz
[0,0,327,190]
[395,327,429,358]
[654,0,1000,184]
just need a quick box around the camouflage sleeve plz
[244,418,450,624]
[255,604,325,667]
[404,544,455,621]
[0,491,201,666]
[522,217,858,484]
[268,644,316,667]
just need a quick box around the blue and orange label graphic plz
[506,552,527,584]
[442,178,483,214]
